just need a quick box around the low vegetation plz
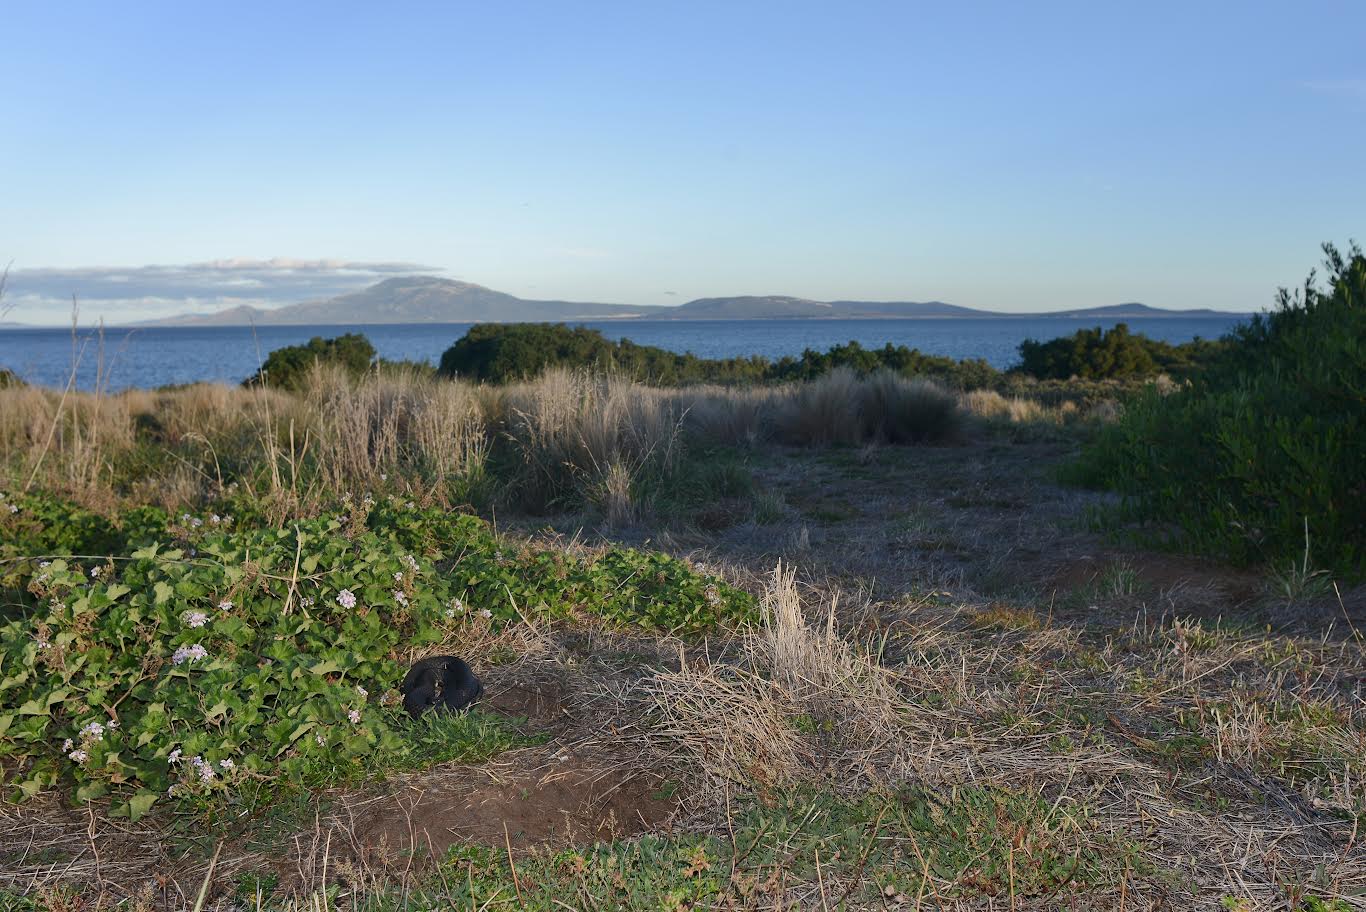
[1017,322,1227,380]
[1073,243,1366,579]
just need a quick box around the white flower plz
[167,785,178,797]
[8,504,17,514]
[300,596,315,608]
[356,685,368,698]
[106,720,118,730]
[81,721,106,741]
[218,599,233,612]
[190,517,203,528]
[62,738,74,751]
[68,749,88,763]
[168,748,182,764]
[172,644,208,665]
[380,473,388,481]
[448,598,465,614]
[392,589,409,607]
[444,608,456,619]
[184,611,208,628]
[219,758,235,771]
[39,561,50,569]
[181,513,191,523]
[315,732,326,746]
[478,608,492,619]
[34,636,51,650]
[90,566,102,578]
[210,514,222,524]
[348,710,361,724]
[393,571,404,582]
[402,554,419,573]
[336,589,357,609]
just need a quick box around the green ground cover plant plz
[0,493,754,819]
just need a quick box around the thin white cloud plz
[2,258,440,325]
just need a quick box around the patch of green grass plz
[245,787,1157,910]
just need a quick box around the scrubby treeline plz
[233,320,1220,393]
[1073,243,1366,580]
[1017,323,1228,380]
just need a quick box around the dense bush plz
[1016,323,1227,380]
[1070,244,1366,578]
[439,323,1000,388]
[0,493,755,816]
[244,333,377,389]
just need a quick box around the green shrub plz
[0,494,755,816]
[1070,243,1366,578]
[438,323,1001,388]
[1016,323,1227,380]
[244,333,376,389]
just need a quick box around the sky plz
[2,0,1363,325]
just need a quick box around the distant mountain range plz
[135,277,1248,326]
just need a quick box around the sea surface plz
[0,316,1249,391]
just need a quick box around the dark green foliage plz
[438,322,770,384]
[0,493,755,814]
[769,340,997,389]
[0,367,24,389]
[244,333,376,389]
[1071,244,1366,578]
[1016,323,1228,380]
[438,323,1000,388]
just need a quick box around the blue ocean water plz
[0,316,1249,391]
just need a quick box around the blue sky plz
[2,0,1363,323]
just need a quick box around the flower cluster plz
[172,644,208,665]
[336,589,357,609]
[445,597,465,618]
[218,599,233,612]
[391,589,409,607]
[183,610,209,628]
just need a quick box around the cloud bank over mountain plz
[2,259,437,324]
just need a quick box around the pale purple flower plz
[34,635,51,650]
[402,554,419,573]
[478,608,492,619]
[218,599,233,612]
[190,517,203,528]
[393,571,404,582]
[168,748,182,764]
[347,710,361,724]
[184,611,209,628]
[356,685,368,698]
[106,720,118,730]
[62,738,74,751]
[392,589,408,607]
[81,721,105,741]
[336,589,357,609]
[172,644,208,665]
[68,749,88,763]
[218,758,235,771]
[210,514,222,524]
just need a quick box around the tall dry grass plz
[1,365,1090,516]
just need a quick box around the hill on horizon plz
[134,277,1249,326]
